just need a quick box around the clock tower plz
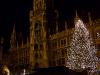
[30,0,48,68]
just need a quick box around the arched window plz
[34,44,38,50]
[34,21,41,31]
[34,21,42,41]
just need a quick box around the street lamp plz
[20,69,29,75]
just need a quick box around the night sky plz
[0,0,100,53]
[0,0,32,53]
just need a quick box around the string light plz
[66,19,98,73]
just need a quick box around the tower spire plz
[55,10,59,33]
[65,20,67,30]
[10,24,16,48]
[88,12,92,26]
[74,10,79,24]
[75,10,78,18]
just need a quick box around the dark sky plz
[0,0,33,53]
[0,0,100,53]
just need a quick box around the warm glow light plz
[24,69,25,75]
[66,19,98,73]
[4,66,10,75]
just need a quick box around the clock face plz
[34,21,42,42]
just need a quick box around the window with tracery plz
[34,21,42,42]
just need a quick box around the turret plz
[88,12,92,26]
[10,24,16,48]
[74,10,79,24]
[65,20,67,30]
[55,10,59,33]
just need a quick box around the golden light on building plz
[2,65,10,75]
[0,1,99,75]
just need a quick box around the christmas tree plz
[66,19,98,73]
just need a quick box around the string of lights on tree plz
[66,19,98,74]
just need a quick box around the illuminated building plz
[4,0,99,74]
[10,25,32,73]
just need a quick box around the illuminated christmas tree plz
[66,19,98,73]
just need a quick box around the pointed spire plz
[74,10,79,24]
[88,12,92,26]
[75,10,78,19]
[65,20,67,30]
[22,38,24,48]
[10,23,16,48]
[27,37,29,47]
[55,10,59,33]
[11,24,16,41]
[12,24,16,35]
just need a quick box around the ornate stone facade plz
[2,0,99,74]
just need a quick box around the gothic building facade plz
[3,0,99,74]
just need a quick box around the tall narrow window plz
[34,44,38,50]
